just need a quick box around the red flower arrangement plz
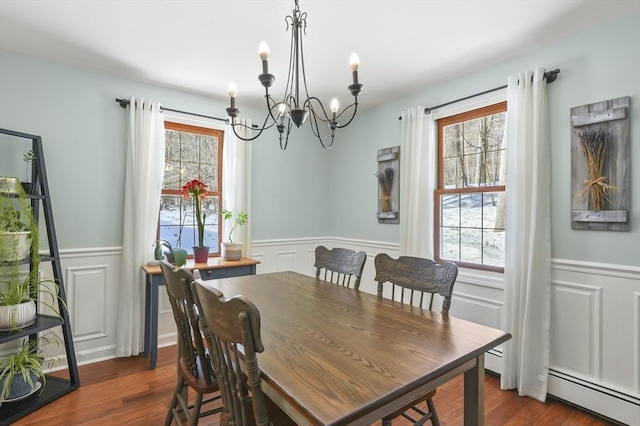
[180,179,208,248]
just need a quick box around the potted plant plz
[220,209,248,261]
[0,204,31,262]
[0,335,57,403]
[0,150,35,195]
[0,272,63,331]
[180,179,210,263]
[0,177,21,195]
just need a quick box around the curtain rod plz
[397,68,560,120]
[115,98,230,124]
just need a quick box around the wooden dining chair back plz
[374,253,459,426]
[314,245,367,290]
[374,253,458,314]
[192,279,295,426]
[159,261,222,426]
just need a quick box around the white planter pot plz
[0,231,31,261]
[221,242,243,261]
[0,299,37,331]
[0,177,21,194]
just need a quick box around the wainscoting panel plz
[40,248,122,366]
[551,260,640,424]
[66,265,109,341]
[451,292,503,330]
[550,281,601,378]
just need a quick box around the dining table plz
[199,271,511,426]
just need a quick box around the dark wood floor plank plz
[12,345,615,426]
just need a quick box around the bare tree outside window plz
[435,102,507,271]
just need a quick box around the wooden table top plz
[199,271,511,425]
[141,257,260,275]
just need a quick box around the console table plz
[141,257,260,369]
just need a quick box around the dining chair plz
[374,253,459,426]
[314,245,367,290]
[192,279,295,426]
[159,261,222,426]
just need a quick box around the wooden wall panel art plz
[570,96,630,231]
[376,146,399,224]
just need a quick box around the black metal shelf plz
[0,128,79,424]
[0,376,78,426]
[0,315,64,344]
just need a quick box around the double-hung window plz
[158,121,223,257]
[434,102,507,272]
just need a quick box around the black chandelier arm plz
[265,95,290,124]
[279,119,294,150]
[303,96,334,123]
[305,105,336,149]
[332,100,359,129]
[229,111,279,141]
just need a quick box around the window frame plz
[434,101,507,273]
[160,121,224,258]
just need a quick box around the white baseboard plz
[548,369,640,425]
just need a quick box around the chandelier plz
[226,0,363,150]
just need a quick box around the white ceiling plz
[1,0,638,110]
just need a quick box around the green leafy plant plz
[0,272,63,309]
[0,182,64,331]
[220,210,248,243]
[0,335,58,402]
[0,205,29,233]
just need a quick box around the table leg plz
[143,274,151,358]
[148,275,159,369]
[464,354,485,426]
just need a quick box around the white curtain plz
[399,107,436,258]
[116,97,165,357]
[500,69,552,402]
[223,118,252,256]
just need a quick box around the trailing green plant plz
[0,206,29,233]
[220,210,248,243]
[0,335,58,403]
[0,182,53,326]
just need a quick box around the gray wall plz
[329,12,640,267]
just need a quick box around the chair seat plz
[179,356,219,394]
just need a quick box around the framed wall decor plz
[376,146,399,224]
[570,96,630,231]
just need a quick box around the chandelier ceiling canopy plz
[226,0,362,150]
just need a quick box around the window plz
[159,122,223,257]
[435,102,507,272]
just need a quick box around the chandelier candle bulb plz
[259,41,270,74]
[331,99,339,114]
[350,53,360,84]
[228,83,237,109]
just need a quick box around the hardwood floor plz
[13,345,616,426]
